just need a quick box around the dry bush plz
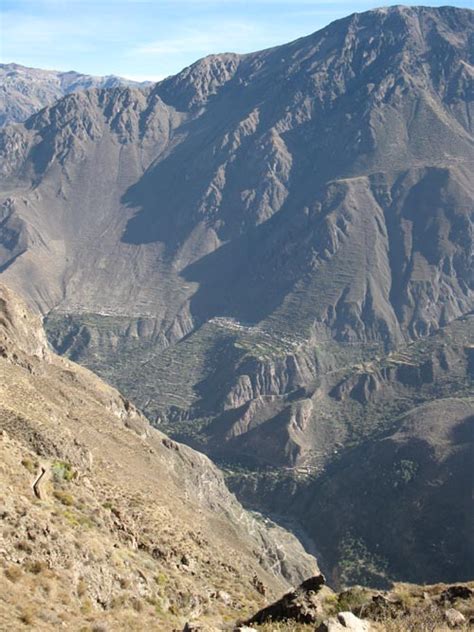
[25,559,47,574]
[4,565,22,582]
[18,605,36,625]
[53,489,75,506]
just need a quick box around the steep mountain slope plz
[297,397,474,587]
[0,63,150,127]
[0,284,317,630]
[0,5,473,586]
[230,391,474,588]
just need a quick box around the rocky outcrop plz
[246,580,474,631]
[246,574,329,624]
[157,53,241,110]
[0,284,50,363]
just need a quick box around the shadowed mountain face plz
[297,399,474,587]
[230,394,474,588]
[0,63,150,127]
[0,6,473,586]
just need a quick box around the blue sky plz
[1,0,472,81]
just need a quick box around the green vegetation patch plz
[51,460,76,482]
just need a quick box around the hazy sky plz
[1,0,472,81]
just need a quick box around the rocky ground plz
[209,576,474,631]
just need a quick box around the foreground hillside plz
[0,284,316,630]
[0,5,473,585]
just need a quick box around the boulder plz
[444,608,466,628]
[317,612,372,632]
[338,612,372,631]
[440,586,473,603]
[316,619,346,632]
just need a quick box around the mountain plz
[0,63,151,127]
[0,5,473,587]
[233,390,474,588]
[0,283,317,630]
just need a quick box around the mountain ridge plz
[0,62,152,128]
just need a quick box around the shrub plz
[130,597,143,612]
[77,578,88,598]
[154,572,167,586]
[51,460,76,482]
[18,607,35,625]
[54,490,74,506]
[381,607,446,632]
[21,458,37,474]
[337,587,372,613]
[5,565,22,582]
[15,540,33,554]
[25,560,47,574]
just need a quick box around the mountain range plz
[0,63,149,127]
[0,4,473,588]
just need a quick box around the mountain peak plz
[156,52,241,110]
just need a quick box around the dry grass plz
[4,565,22,583]
[378,608,470,632]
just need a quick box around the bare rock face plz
[0,284,50,362]
[0,63,150,127]
[0,6,473,588]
